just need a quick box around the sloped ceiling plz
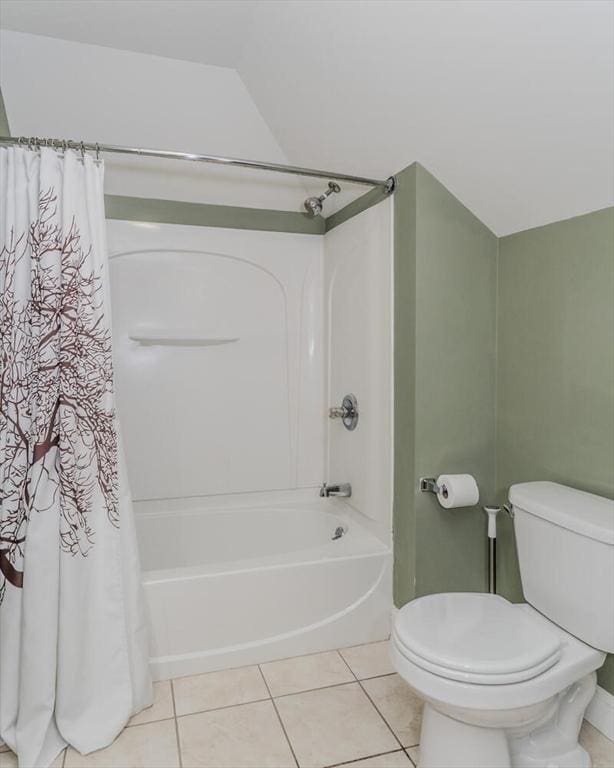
[1,0,613,235]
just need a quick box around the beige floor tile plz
[178,699,295,768]
[361,675,423,748]
[340,642,395,680]
[275,682,398,768]
[338,750,412,767]
[406,746,419,766]
[261,651,355,697]
[0,748,64,767]
[0,752,16,768]
[129,680,174,726]
[173,664,269,716]
[64,720,179,768]
[579,722,614,768]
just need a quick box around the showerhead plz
[304,196,324,216]
[304,181,341,216]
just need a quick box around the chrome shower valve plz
[328,393,359,431]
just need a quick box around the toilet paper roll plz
[436,474,479,509]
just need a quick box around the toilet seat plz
[392,601,605,712]
[393,593,561,685]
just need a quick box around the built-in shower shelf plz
[129,331,239,347]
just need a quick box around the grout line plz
[339,639,390,653]
[168,675,397,720]
[358,671,398,683]
[175,696,272,719]
[170,680,183,768]
[337,649,360,681]
[273,679,358,699]
[266,674,398,702]
[170,660,269,682]
[326,748,407,767]
[168,648,345,685]
[405,747,418,767]
[124,715,175,729]
[260,646,352,669]
[357,680,406,751]
[258,665,300,768]
[167,672,398,719]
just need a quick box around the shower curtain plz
[0,146,152,768]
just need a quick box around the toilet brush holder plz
[483,506,500,594]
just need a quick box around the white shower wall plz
[107,200,393,536]
[324,200,394,536]
[107,221,325,500]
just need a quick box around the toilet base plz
[420,704,511,768]
[416,673,597,768]
[418,705,592,768]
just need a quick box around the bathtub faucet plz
[319,482,352,498]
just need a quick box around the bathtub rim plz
[137,494,390,582]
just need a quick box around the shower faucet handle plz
[328,393,359,431]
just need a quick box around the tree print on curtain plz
[0,187,118,602]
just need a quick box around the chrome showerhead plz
[304,181,341,216]
[304,196,324,216]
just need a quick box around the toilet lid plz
[394,593,561,685]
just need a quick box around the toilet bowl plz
[392,593,604,768]
[391,482,614,768]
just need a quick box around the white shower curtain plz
[0,146,151,768]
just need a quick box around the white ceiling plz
[1,0,613,235]
[0,0,257,68]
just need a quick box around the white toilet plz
[391,481,614,768]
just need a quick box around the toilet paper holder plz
[419,477,444,495]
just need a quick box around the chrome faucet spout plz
[319,483,352,498]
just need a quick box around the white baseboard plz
[585,684,614,741]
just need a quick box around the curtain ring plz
[80,141,86,159]
[95,143,101,162]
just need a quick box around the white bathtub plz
[135,490,392,680]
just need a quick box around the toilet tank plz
[510,481,614,653]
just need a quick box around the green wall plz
[393,163,498,605]
[495,206,614,693]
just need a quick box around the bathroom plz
[0,2,612,767]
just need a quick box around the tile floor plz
[1,641,613,768]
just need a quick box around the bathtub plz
[134,490,392,680]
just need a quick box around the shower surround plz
[107,202,393,678]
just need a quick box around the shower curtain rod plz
[0,135,396,193]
